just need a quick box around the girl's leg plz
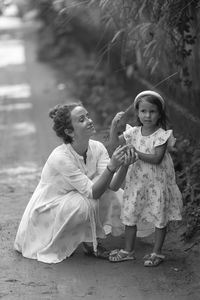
[153,226,167,254]
[124,225,137,252]
[143,226,167,267]
[109,225,137,262]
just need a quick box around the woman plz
[14,103,135,263]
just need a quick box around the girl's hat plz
[134,90,165,109]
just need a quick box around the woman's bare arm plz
[92,145,128,199]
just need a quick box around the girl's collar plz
[140,126,161,137]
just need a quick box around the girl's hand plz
[108,145,128,171]
[123,146,136,166]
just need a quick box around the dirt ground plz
[0,14,200,300]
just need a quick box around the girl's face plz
[70,106,96,141]
[138,99,160,129]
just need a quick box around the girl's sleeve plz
[123,124,135,145]
[154,129,176,148]
[51,151,93,198]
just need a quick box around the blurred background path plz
[0,8,199,300]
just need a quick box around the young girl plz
[109,90,183,266]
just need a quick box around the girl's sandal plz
[109,249,136,262]
[143,253,165,267]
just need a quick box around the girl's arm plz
[135,143,167,165]
[110,147,135,191]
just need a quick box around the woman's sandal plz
[109,249,136,262]
[82,243,110,259]
[143,253,165,267]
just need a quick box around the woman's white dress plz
[14,140,124,263]
[122,126,183,229]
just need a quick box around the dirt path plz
[0,15,200,300]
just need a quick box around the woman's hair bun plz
[49,105,60,119]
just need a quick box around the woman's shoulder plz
[89,139,105,148]
[50,144,69,155]
[48,144,73,162]
[89,139,108,155]
[47,144,78,171]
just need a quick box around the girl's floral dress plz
[122,125,182,230]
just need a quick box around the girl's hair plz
[49,103,82,143]
[134,95,168,129]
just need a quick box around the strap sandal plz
[109,249,121,257]
[109,249,136,263]
[143,253,165,267]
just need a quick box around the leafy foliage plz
[174,139,200,240]
[89,0,199,87]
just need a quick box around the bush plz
[174,139,200,240]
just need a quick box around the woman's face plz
[70,106,96,141]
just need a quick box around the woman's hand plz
[108,145,128,171]
[109,145,135,191]
[111,112,126,130]
[109,112,127,156]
